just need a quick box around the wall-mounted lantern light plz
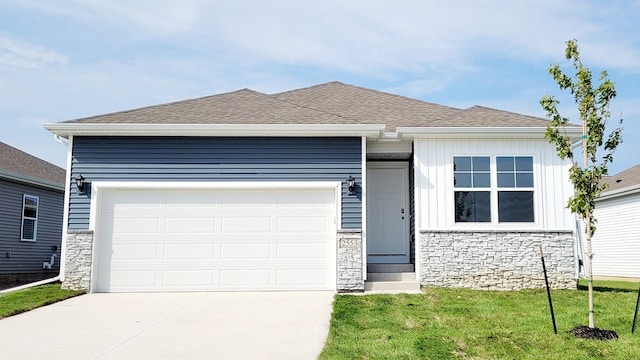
[75,174,87,193]
[347,175,356,195]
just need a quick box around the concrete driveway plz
[0,291,335,360]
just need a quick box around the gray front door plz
[367,162,410,263]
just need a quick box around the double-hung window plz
[454,156,534,223]
[21,195,39,241]
[454,156,491,222]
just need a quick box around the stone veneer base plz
[337,229,364,292]
[420,230,576,290]
[61,230,94,291]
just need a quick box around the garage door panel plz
[163,271,214,287]
[221,217,272,233]
[219,270,271,287]
[277,269,328,286]
[111,244,159,260]
[165,218,216,233]
[113,217,160,234]
[220,243,270,259]
[109,270,157,288]
[96,187,337,292]
[278,216,330,232]
[164,244,215,259]
[277,243,327,259]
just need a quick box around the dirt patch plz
[572,326,618,340]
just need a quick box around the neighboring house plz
[588,164,640,280]
[44,81,582,293]
[0,142,65,288]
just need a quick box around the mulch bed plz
[571,326,618,340]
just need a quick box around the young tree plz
[540,39,623,328]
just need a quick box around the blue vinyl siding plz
[69,136,362,229]
[0,179,63,274]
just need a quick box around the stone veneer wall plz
[337,229,364,292]
[420,230,575,290]
[61,230,94,291]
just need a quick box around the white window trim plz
[21,194,39,242]
[450,154,541,230]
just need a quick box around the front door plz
[367,162,410,263]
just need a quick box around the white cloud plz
[0,35,67,68]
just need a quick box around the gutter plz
[0,276,60,297]
[43,123,387,139]
[396,126,584,140]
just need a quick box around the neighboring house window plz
[21,195,39,241]
[454,156,534,223]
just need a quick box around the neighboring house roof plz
[599,164,640,200]
[0,142,65,190]
[44,81,582,139]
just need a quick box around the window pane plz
[498,191,534,222]
[24,196,38,207]
[22,219,35,240]
[473,173,491,187]
[497,173,515,187]
[24,208,37,218]
[454,157,471,171]
[516,157,533,171]
[516,173,534,187]
[455,191,491,222]
[473,157,490,171]
[496,157,514,171]
[454,173,471,187]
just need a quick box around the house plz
[0,142,65,289]
[44,81,582,293]
[588,164,640,280]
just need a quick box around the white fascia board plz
[597,184,640,201]
[43,123,386,139]
[396,127,584,140]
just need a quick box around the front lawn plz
[321,281,640,359]
[0,283,84,319]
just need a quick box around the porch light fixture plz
[347,175,356,195]
[75,174,87,193]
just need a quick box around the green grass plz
[0,283,84,319]
[320,281,640,359]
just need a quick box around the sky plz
[0,0,638,175]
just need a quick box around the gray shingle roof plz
[0,142,65,186]
[274,81,462,131]
[601,164,640,193]
[59,81,558,131]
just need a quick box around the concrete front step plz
[367,272,416,281]
[368,263,415,273]
[364,280,421,292]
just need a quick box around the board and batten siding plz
[590,192,640,279]
[414,139,574,230]
[0,179,63,274]
[68,136,362,230]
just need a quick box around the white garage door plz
[95,188,337,292]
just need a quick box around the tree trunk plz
[586,220,595,328]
